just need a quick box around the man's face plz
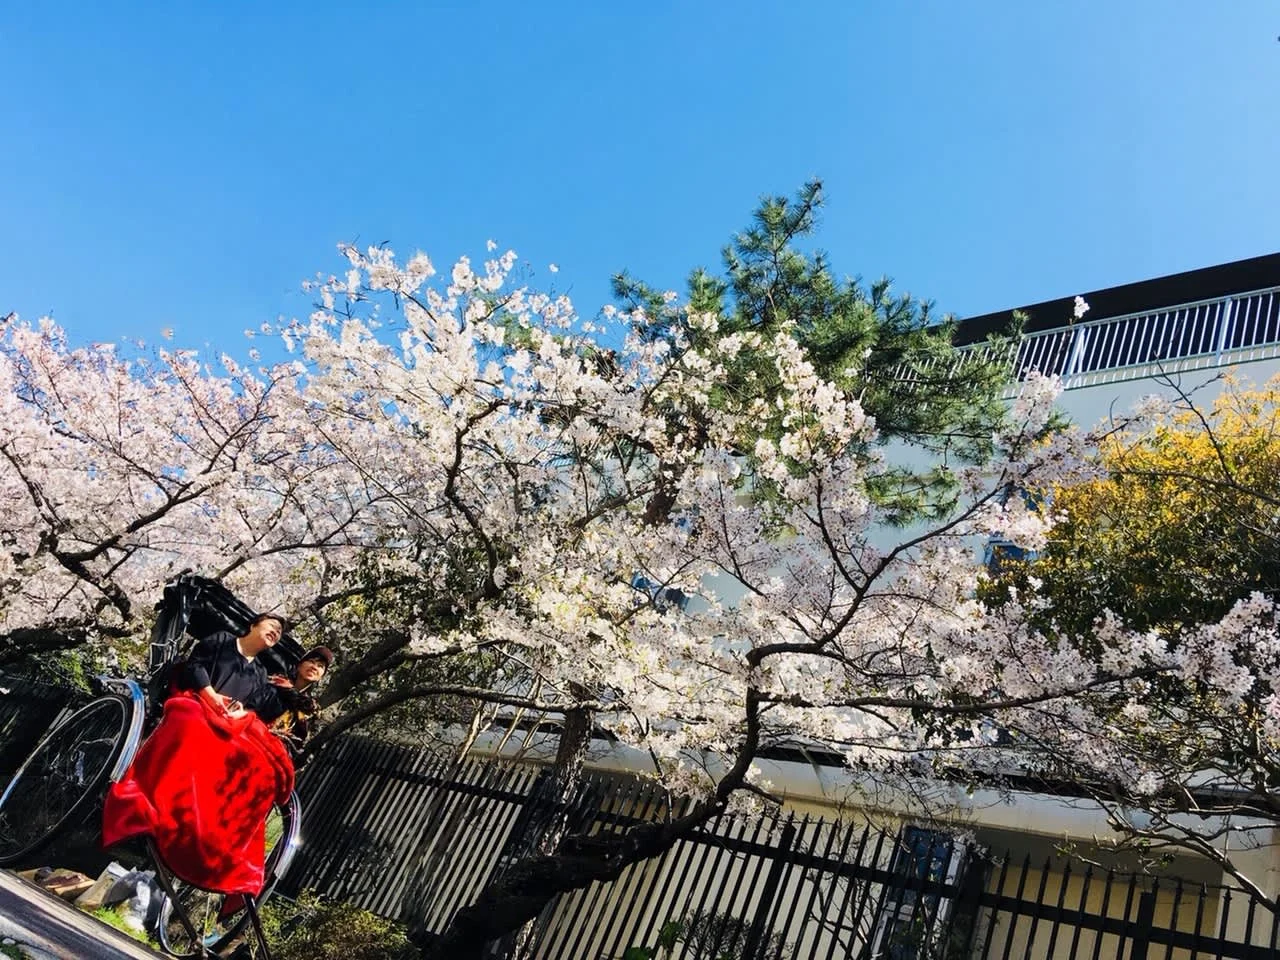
[297,658,327,685]
[249,618,283,650]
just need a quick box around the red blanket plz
[102,693,294,895]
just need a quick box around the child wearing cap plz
[268,646,334,752]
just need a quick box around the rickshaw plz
[0,572,304,958]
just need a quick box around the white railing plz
[935,286,1280,394]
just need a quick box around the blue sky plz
[1,2,1277,351]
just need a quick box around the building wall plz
[1054,353,1280,427]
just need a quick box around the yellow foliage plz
[1016,376,1280,636]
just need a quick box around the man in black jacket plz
[179,614,313,722]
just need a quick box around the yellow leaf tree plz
[991,374,1280,636]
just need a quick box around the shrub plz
[261,891,419,960]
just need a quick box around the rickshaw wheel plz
[156,790,301,958]
[0,695,133,866]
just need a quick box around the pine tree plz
[612,179,1019,523]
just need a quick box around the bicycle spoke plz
[0,697,129,864]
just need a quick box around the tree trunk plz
[536,688,595,855]
[425,685,761,959]
[423,814,704,960]
[317,630,408,706]
[502,685,594,959]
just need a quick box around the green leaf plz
[657,919,685,950]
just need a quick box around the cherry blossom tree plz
[0,314,391,673]
[246,245,1247,958]
[297,187,1023,924]
[6,235,1277,957]
[0,320,276,665]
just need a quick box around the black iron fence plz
[284,735,1280,960]
[1,680,1276,959]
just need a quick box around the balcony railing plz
[943,285,1280,394]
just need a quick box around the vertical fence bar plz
[737,815,798,958]
[1029,334,1053,377]
[553,775,624,960]
[1065,864,1093,960]
[1239,295,1259,351]
[1215,888,1231,960]
[1190,883,1209,960]
[560,775,649,960]
[717,810,777,957]
[1108,314,1129,368]
[1152,307,1171,363]
[594,784,665,960]
[1241,892,1258,958]
[1163,878,1184,960]
[535,773,619,960]
[1136,312,1154,366]
[376,746,455,915]
[1088,870,1117,960]
[1102,317,1122,372]
[317,738,393,898]
[1116,871,1140,960]
[363,744,439,915]
[606,783,680,957]
[291,736,366,894]
[398,751,502,917]
[794,819,840,959]
[1269,892,1279,954]
[1120,309,1143,366]
[1017,856,1053,960]
[1040,860,1072,960]
[531,832,601,953]
[669,804,737,949]
[601,795,692,960]
[845,826,892,957]
[822,823,871,960]
[410,753,483,928]
[911,834,952,957]
[354,743,429,911]
[617,795,700,960]
[422,758,513,930]
[1064,328,1088,383]
[1198,305,1216,355]
[280,736,351,893]
[771,817,828,959]
[943,850,988,960]
[1214,299,1234,363]
[895,832,940,959]
[977,850,1014,960]
[997,855,1032,960]
[694,813,758,959]
[1131,884,1157,960]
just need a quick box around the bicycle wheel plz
[156,790,301,958]
[0,695,133,866]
